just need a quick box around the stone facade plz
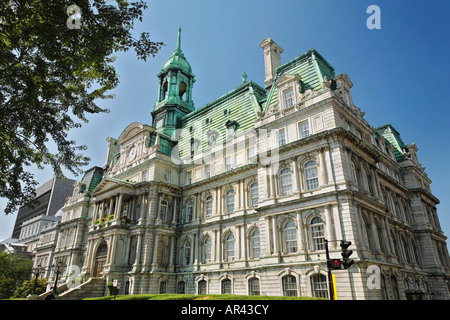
[48,33,450,300]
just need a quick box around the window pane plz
[222,279,232,294]
[251,229,260,258]
[284,221,297,253]
[251,182,259,207]
[283,275,297,296]
[206,196,213,216]
[249,278,260,296]
[311,217,325,251]
[203,238,211,262]
[280,168,292,195]
[186,201,193,222]
[226,234,235,260]
[278,129,286,146]
[225,156,232,171]
[299,121,310,138]
[227,190,234,213]
[305,161,319,190]
[284,89,294,109]
[311,274,328,298]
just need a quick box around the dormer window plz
[276,74,302,111]
[225,120,238,138]
[206,129,219,146]
[283,88,294,109]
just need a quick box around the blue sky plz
[1,0,449,244]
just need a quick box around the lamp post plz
[51,260,66,294]
[31,264,45,295]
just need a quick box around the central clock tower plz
[151,28,195,138]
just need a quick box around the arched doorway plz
[93,243,108,278]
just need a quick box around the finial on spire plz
[177,27,182,51]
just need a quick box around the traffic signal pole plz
[325,239,335,301]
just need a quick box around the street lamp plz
[51,260,66,294]
[31,264,45,295]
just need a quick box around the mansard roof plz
[176,80,267,155]
[263,48,335,112]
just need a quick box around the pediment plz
[276,74,302,88]
[91,177,135,197]
[117,122,154,146]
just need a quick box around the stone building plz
[57,30,450,300]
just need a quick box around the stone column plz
[272,216,279,255]
[324,206,334,244]
[291,157,300,193]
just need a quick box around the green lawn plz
[84,293,327,301]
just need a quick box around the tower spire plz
[177,27,182,52]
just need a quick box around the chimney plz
[104,136,120,169]
[260,38,284,90]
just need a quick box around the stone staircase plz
[57,277,106,300]
[29,277,106,300]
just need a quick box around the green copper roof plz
[160,28,193,75]
[176,81,266,157]
[376,124,406,161]
[264,48,335,112]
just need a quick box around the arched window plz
[186,201,193,223]
[250,182,259,207]
[248,278,260,296]
[179,81,187,100]
[280,168,292,196]
[226,189,235,213]
[282,275,297,297]
[205,196,213,217]
[198,280,207,295]
[158,240,168,265]
[203,237,211,263]
[177,281,186,294]
[225,233,235,261]
[251,228,260,259]
[305,160,319,190]
[310,217,325,251]
[283,221,297,253]
[221,279,232,294]
[310,274,328,298]
[160,200,168,222]
[183,241,191,266]
[159,281,167,294]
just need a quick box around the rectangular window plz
[142,170,148,181]
[299,120,310,138]
[247,146,256,163]
[225,155,232,172]
[186,171,192,185]
[283,88,294,109]
[204,164,211,178]
[278,128,286,146]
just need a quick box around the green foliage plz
[0,275,16,299]
[0,0,163,214]
[0,253,33,299]
[0,252,32,282]
[12,278,47,298]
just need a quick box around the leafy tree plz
[0,275,16,299]
[12,278,48,298]
[0,252,33,298]
[0,0,163,214]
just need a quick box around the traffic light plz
[340,240,354,269]
[327,258,342,270]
